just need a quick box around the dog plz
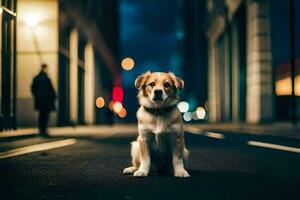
[123,71,190,178]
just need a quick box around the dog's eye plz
[149,82,155,87]
[164,82,171,88]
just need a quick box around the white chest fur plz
[137,106,182,136]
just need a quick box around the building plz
[57,0,119,126]
[205,0,300,124]
[0,0,119,130]
[0,0,17,131]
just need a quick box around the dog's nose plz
[154,89,162,96]
[153,89,163,100]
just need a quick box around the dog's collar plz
[143,104,177,115]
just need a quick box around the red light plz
[112,86,124,103]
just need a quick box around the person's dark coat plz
[31,71,56,111]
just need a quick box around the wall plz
[84,42,95,124]
[246,0,273,123]
[69,29,78,125]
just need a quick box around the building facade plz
[58,0,119,126]
[206,0,300,124]
[0,0,17,130]
[0,0,119,130]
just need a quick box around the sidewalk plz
[0,124,138,139]
[187,123,300,140]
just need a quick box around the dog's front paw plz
[174,169,190,178]
[123,167,137,174]
[133,169,148,177]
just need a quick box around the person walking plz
[31,64,56,137]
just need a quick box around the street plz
[0,126,300,200]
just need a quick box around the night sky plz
[120,0,179,87]
[119,0,181,121]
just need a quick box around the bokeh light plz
[24,15,39,27]
[108,101,114,111]
[121,57,135,71]
[183,112,192,122]
[113,102,123,113]
[177,101,189,113]
[95,97,105,108]
[192,112,198,120]
[196,106,206,119]
[118,107,127,118]
[112,86,124,103]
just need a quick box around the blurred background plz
[0,0,299,130]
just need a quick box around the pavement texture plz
[0,127,300,200]
[191,123,300,139]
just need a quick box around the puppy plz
[123,71,190,178]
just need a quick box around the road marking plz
[247,141,300,154]
[184,126,199,134]
[185,127,225,139]
[204,132,225,139]
[0,139,76,159]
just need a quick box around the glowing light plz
[177,101,189,113]
[112,86,124,103]
[108,101,115,111]
[121,57,135,71]
[196,107,206,119]
[183,112,192,122]
[0,8,3,14]
[24,15,39,27]
[275,75,300,96]
[118,107,127,118]
[113,102,122,113]
[275,77,292,96]
[192,112,198,120]
[95,97,105,108]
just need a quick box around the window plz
[270,0,300,121]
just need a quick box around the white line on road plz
[185,127,225,139]
[0,139,76,159]
[205,132,225,139]
[247,141,300,154]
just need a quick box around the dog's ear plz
[135,71,151,89]
[169,72,184,89]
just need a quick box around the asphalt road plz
[0,128,300,200]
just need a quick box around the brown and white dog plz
[123,71,190,178]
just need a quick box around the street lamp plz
[24,15,39,27]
